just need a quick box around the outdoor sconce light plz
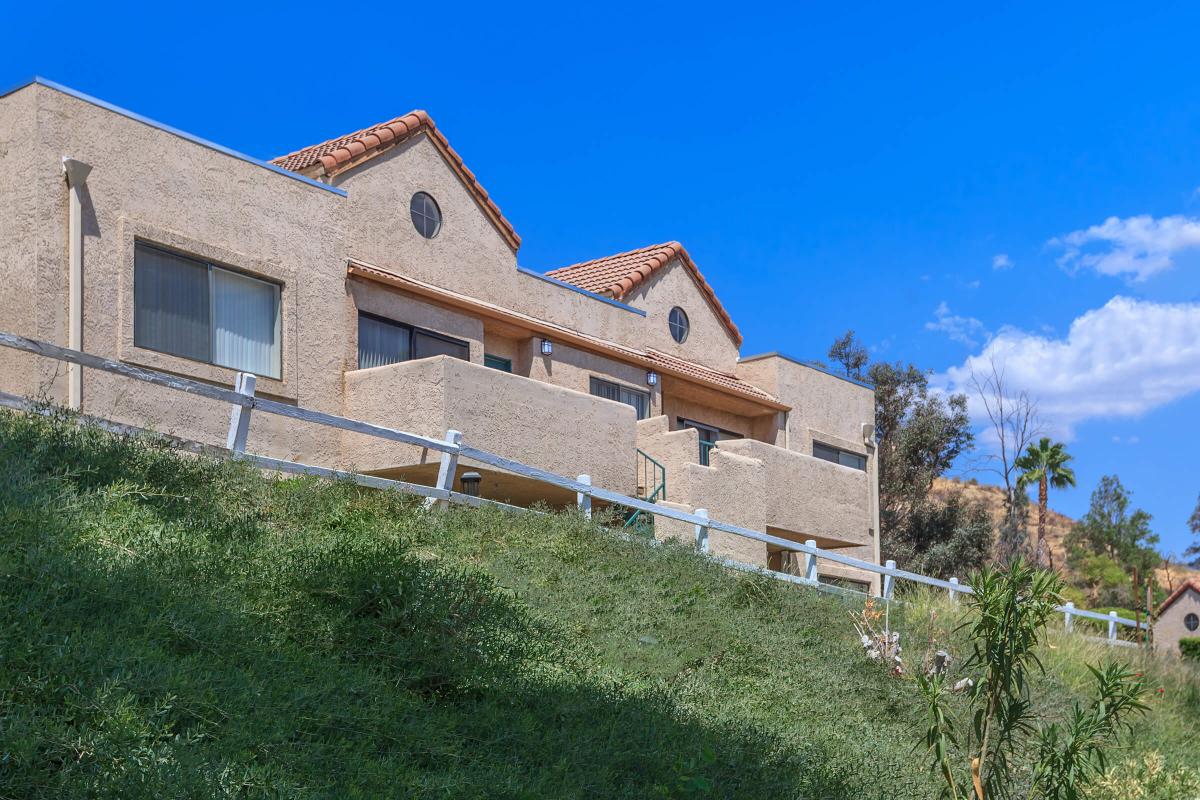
[460,471,482,497]
[540,339,554,356]
[646,371,659,386]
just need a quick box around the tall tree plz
[1065,475,1161,611]
[827,332,978,574]
[827,329,869,381]
[969,358,1041,535]
[1015,437,1076,568]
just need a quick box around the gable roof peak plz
[545,241,742,345]
[1158,579,1200,615]
[270,109,520,252]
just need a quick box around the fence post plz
[694,508,709,554]
[1064,602,1075,633]
[882,559,897,601]
[424,429,462,511]
[948,577,960,603]
[1108,610,1118,642]
[576,474,592,520]
[803,539,818,584]
[225,372,257,453]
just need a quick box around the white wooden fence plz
[0,331,1149,642]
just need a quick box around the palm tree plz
[1015,437,1076,568]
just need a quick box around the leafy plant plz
[917,561,1147,799]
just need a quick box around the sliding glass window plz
[133,243,281,378]
[813,441,867,471]
[357,313,469,369]
[589,376,649,420]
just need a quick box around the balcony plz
[716,438,872,550]
[342,355,638,505]
[635,416,873,551]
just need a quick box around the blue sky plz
[4,2,1199,556]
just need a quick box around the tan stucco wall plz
[718,438,872,549]
[736,355,874,457]
[335,136,520,296]
[2,84,347,465]
[0,87,41,400]
[526,339,661,417]
[1155,587,1200,655]
[636,416,879,592]
[621,257,740,371]
[342,355,636,495]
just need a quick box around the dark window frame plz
[589,376,650,420]
[133,240,282,378]
[357,311,469,369]
[1186,612,1199,632]
[484,354,513,372]
[813,441,867,471]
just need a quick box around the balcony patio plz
[341,355,638,506]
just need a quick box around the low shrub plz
[1180,637,1200,662]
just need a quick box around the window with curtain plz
[589,376,649,420]
[134,243,281,378]
[357,313,469,369]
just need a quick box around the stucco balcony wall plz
[637,415,879,592]
[716,438,872,550]
[342,355,637,496]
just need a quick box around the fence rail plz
[0,331,1150,640]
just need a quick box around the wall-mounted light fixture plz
[460,471,482,497]
[646,371,659,386]
[540,339,553,356]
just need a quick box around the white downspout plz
[62,157,92,409]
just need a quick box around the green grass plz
[1,408,1197,798]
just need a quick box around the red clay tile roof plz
[545,242,742,346]
[271,111,520,252]
[1158,580,1200,614]
[646,349,778,405]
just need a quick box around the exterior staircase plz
[622,449,666,536]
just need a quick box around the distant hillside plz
[932,477,1198,590]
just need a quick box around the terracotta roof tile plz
[546,242,742,345]
[646,349,779,405]
[271,111,520,252]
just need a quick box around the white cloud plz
[936,296,1200,437]
[992,253,1013,270]
[1111,435,1141,445]
[925,302,988,347]
[1051,214,1200,281]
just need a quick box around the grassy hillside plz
[1,409,1198,799]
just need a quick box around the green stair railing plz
[623,449,666,534]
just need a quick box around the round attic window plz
[410,192,442,239]
[668,307,689,343]
[1186,613,1199,632]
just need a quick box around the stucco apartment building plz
[0,78,881,592]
